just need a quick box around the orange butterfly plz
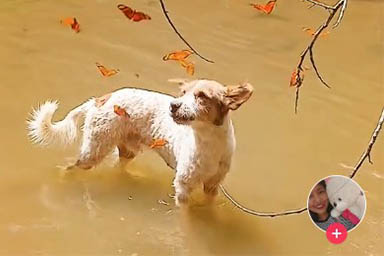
[163,50,195,75]
[162,50,194,61]
[149,139,168,149]
[117,4,151,22]
[95,62,119,77]
[60,17,80,33]
[250,0,277,14]
[95,93,112,107]
[302,27,330,38]
[289,69,304,87]
[114,105,130,118]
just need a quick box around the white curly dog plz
[27,79,253,205]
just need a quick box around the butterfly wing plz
[96,63,119,77]
[251,1,276,14]
[163,50,193,61]
[263,1,276,14]
[179,60,195,75]
[131,11,151,22]
[250,3,264,12]
[71,18,80,33]
[117,4,135,19]
[60,17,80,32]
[106,69,119,77]
[150,139,168,149]
[114,105,129,117]
[96,62,109,76]
[185,63,194,76]
[163,52,180,61]
[61,17,74,26]
[175,50,193,60]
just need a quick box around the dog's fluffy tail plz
[27,99,94,146]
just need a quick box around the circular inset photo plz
[307,175,366,232]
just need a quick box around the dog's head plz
[168,79,253,126]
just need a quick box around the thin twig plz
[295,86,300,114]
[219,185,307,217]
[293,0,347,113]
[159,0,214,63]
[221,106,384,217]
[309,48,330,88]
[305,0,333,9]
[350,108,384,178]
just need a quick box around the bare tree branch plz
[293,0,347,113]
[221,106,384,217]
[333,0,348,28]
[159,0,214,63]
[350,108,384,178]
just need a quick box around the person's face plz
[309,183,329,215]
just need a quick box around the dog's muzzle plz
[169,102,195,124]
[170,102,181,114]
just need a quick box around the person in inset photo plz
[308,176,366,231]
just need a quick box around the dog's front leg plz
[203,159,231,199]
[173,174,192,206]
[173,161,201,206]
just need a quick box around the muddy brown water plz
[0,0,383,255]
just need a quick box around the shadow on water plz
[178,203,273,256]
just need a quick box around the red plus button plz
[326,223,348,244]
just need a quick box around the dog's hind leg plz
[118,144,136,160]
[116,134,142,169]
[117,144,136,169]
[68,126,117,170]
[75,138,115,170]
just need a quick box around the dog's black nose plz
[170,102,181,113]
[333,202,337,207]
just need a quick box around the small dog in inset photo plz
[27,79,253,205]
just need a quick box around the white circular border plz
[307,175,367,233]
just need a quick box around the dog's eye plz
[338,198,342,201]
[196,91,208,99]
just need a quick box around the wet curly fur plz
[27,79,253,205]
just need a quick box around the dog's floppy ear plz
[224,82,253,110]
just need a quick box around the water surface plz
[0,0,383,255]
